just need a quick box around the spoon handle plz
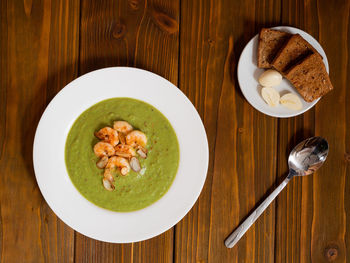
[225,176,291,248]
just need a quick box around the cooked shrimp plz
[95,127,119,146]
[114,144,136,158]
[118,132,126,144]
[113,121,133,134]
[103,169,115,182]
[126,130,147,148]
[94,141,115,157]
[105,156,130,176]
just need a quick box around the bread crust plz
[285,53,333,102]
[272,34,321,74]
[257,28,291,68]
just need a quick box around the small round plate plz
[237,26,329,118]
[33,67,209,243]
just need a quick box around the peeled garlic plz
[102,177,115,191]
[280,93,302,110]
[137,148,147,159]
[261,87,280,107]
[130,157,141,172]
[96,156,108,169]
[258,69,283,87]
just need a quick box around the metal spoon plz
[225,136,329,248]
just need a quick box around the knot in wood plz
[345,152,350,162]
[151,11,178,34]
[324,245,338,262]
[238,127,244,133]
[128,0,140,10]
[207,38,215,46]
[112,23,126,39]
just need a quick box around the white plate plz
[237,26,329,118]
[33,67,209,243]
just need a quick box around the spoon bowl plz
[288,137,329,177]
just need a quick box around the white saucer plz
[237,26,329,118]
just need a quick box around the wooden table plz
[1,0,349,262]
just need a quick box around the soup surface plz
[65,98,179,212]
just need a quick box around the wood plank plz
[175,0,280,262]
[275,1,325,262]
[275,2,314,262]
[0,0,79,262]
[76,0,179,262]
[275,0,350,262]
[275,116,315,263]
[312,1,350,262]
[276,14,319,263]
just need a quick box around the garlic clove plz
[258,69,283,87]
[137,148,147,159]
[96,156,109,169]
[261,87,280,107]
[130,157,141,172]
[280,93,303,110]
[102,177,115,191]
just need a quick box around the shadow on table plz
[20,61,80,189]
[21,84,46,188]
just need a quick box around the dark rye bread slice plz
[257,28,291,68]
[285,53,333,102]
[272,34,321,74]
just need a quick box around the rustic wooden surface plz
[0,0,349,262]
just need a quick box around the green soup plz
[65,98,179,212]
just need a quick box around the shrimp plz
[95,127,119,146]
[103,169,115,182]
[94,141,115,157]
[113,121,133,134]
[126,130,147,148]
[105,156,130,176]
[118,132,126,145]
[114,144,136,158]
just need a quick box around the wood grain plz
[275,1,314,263]
[175,0,280,262]
[76,0,179,262]
[1,0,350,262]
[274,0,349,262]
[0,0,79,262]
[311,1,350,262]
